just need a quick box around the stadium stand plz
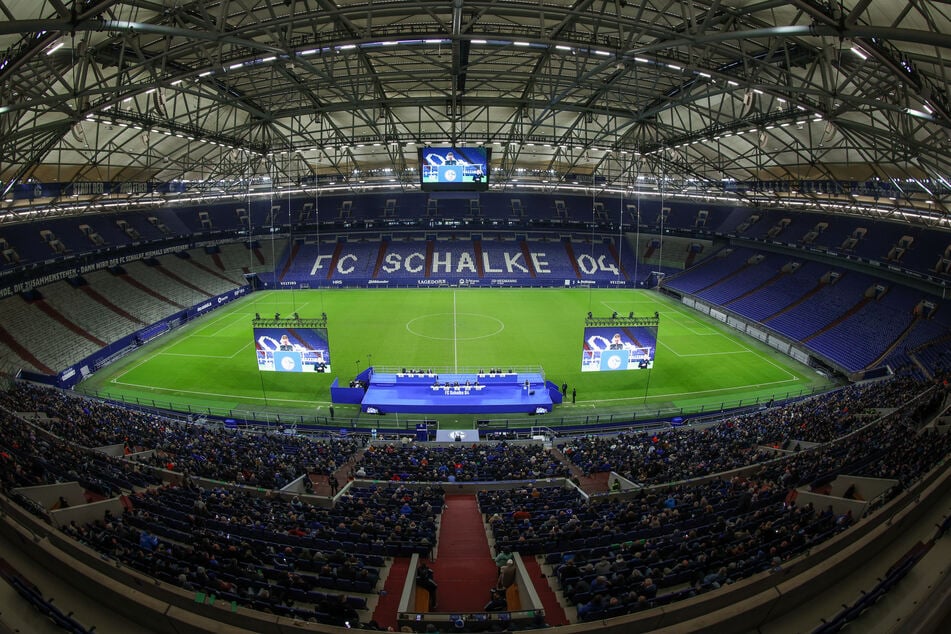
[40,278,142,342]
[556,378,923,482]
[80,268,180,325]
[661,246,948,376]
[725,260,830,322]
[357,443,570,482]
[158,251,245,297]
[2,372,949,631]
[694,252,785,305]
[0,295,99,373]
[0,197,950,289]
[214,242,274,278]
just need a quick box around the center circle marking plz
[405,313,505,341]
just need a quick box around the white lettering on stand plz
[503,252,528,273]
[309,255,333,275]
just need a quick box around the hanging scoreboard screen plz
[254,327,331,373]
[581,325,657,372]
[419,146,490,191]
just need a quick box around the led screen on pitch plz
[254,327,331,373]
[419,146,490,191]
[581,326,657,372]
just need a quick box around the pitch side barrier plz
[72,378,838,438]
[268,278,635,289]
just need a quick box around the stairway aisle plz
[371,493,571,628]
[370,556,410,631]
[428,494,499,612]
[520,556,569,626]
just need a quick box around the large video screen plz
[419,146,490,191]
[581,326,657,372]
[254,327,331,373]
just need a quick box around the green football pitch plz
[77,288,835,429]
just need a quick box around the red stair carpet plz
[371,556,411,631]
[578,471,612,495]
[429,494,499,612]
[520,555,569,626]
[371,493,570,628]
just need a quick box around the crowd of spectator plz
[1,375,948,629]
[0,407,160,502]
[482,387,950,622]
[479,474,847,621]
[0,382,362,490]
[356,441,571,482]
[558,376,928,484]
[52,479,445,627]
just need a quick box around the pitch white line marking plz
[591,376,801,404]
[160,342,251,360]
[108,379,331,405]
[453,291,458,372]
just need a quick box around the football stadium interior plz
[1,2,951,633]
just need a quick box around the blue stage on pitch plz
[361,371,554,414]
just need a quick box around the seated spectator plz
[638,577,657,599]
[577,593,605,619]
[593,556,612,575]
[139,530,159,551]
[590,575,611,594]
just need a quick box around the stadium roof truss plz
[2,0,951,225]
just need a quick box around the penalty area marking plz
[655,335,797,382]
[160,342,252,360]
[602,298,719,337]
[599,300,717,337]
[647,295,799,381]
[189,307,259,337]
[406,312,505,341]
[108,298,312,387]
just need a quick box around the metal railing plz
[76,381,839,433]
